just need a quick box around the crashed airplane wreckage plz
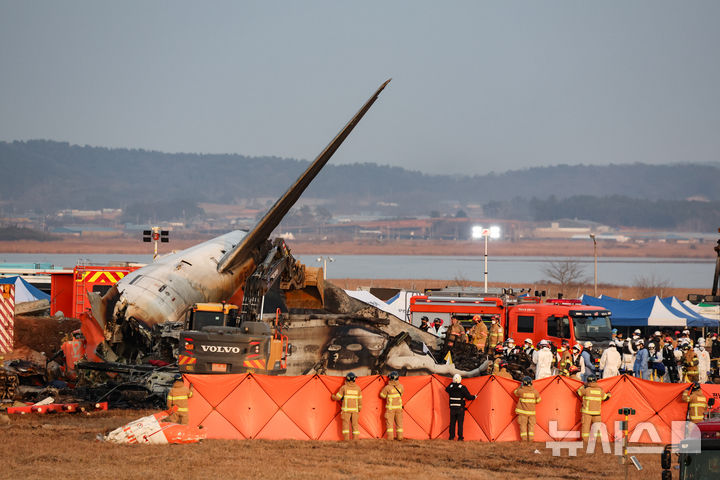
[64,80,488,396]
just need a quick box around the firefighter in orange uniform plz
[469,315,488,352]
[332,372,363,440]
[166,374,193,424]
[576,375,610,443]
[379,371,404,440]
[446,315,465,349]
[682,382,708,424]
[488,314,504,351]
[682,344,700,383]
[513,376,541,441]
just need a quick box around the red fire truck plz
[50,264,142,319]
[409,290,613,347]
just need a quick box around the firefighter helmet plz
[522,376,532,386]
[346,372,357,381]
[388,371,399,381]
[586,375,597,383]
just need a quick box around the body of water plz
[0,253,714,288]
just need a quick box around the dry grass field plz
[0,235,713,259]
[0,409,664,480]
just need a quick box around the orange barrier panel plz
[186,373,720,442]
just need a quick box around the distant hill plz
[1,140,718,227]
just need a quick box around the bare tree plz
[452,273,472,288]
[633,274,671,298]
[541,259,589,295]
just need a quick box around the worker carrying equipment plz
[513,376,541,442]
[166,374,193,425]
[379,371,404,440]
[682,382,708,424]
[576,375,611,443]
[332,372,362,440]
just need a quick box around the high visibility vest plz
[167,381,192,413]
[379,381,404,410]
[333,382,362,412]
[513,385,541,415]
[683,391,707,423]
[577,384,608,415]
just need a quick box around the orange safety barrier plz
[186,374,720,442]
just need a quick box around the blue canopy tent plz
[661,296,718,327]
[0,276,50,303]
[581,294,719,328]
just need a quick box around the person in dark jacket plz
[445,374,476,441]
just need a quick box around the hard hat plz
[388,371,399,381]
[572,344,580,352]
[586,375,597,383]
[606,342,616,348]
[472,315,481,322]
[506,337,515,344]
[561,339,570,346]
[524,338,532,344]
[346,372,357,381]
[648,342,655,349]
[713,333,718,338]
[698,337,706,345]
[522,376,532,386]
[173,373,183,381]
[637,339,644,345]
[421,316,429,321]
[611,328,618,334]
[634,329,641,335]
[665,336,673,342]
[654,331,661,336]
[495,344,504,353]
[453,374,462,383]
[584,341,592,348]
[683,329,690,335]
[538,339,547,346]
[675,330,681,335]
[682,343,691,350]
[434,318,444,325]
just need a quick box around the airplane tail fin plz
[217,79,391,274]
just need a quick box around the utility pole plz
[590,234,598,296]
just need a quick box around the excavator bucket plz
[284,266,325,310]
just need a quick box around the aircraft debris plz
[102,408,205,444]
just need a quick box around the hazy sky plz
[1,1,719,175]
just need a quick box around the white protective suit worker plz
[533,340,554,380]
[696,340,711,384]
[599,343,622,378]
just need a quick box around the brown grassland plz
[0,235,714,259]
[0,409,663,480]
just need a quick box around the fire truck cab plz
[507,300,613,348]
